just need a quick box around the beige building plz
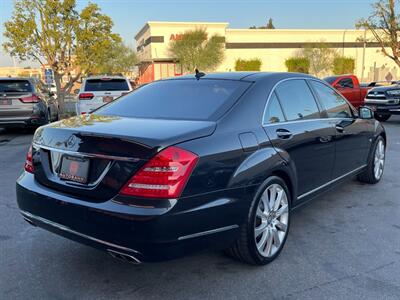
[135,21,398,84]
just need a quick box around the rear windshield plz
[323,76,338,84]
[84,78,129,91]
[96,79,250,121]
[0,80,32,92]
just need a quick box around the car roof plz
[166,72,315,82]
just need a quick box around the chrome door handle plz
[276,129,293,139]
[335,125,345,133]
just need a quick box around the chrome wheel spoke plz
[257,228,269,252]
[255,221,268,238]
[276,204,288,217]
[272,227,281,248]
[274,220,287,232]
[264,228,274,256]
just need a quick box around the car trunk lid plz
[31,114,216,201]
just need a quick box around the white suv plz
[76,75,132,114]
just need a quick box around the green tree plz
[301,41,336,76]
[285,57,310,73]
[333,57,355,75]
[357,0,400,67]
[93,43,137,75]
[3,0,122,111]
[168,28,225,72]
[249,18,275,29]
[235,58,262,71]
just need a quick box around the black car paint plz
[16,72,385,262]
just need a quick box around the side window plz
[264,92,285,124]
[275,79,321,121]
[309,80,353,119]
[337,78,354,88]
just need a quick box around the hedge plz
[333,57,355,75]
[285,57,310,74]
[235,58,262,71]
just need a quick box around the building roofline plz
[226,28,365,33]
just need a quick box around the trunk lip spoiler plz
[32,142,142,163]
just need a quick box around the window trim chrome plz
[33,142,141,162]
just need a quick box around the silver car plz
[0,77,59,128]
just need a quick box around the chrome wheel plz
[374,140,385,180]
[254,183,289,258]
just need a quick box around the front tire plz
[374,113,391,122]
[358,136,385,184]
[225,176,290,265]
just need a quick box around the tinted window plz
[309,80,353,118]
[97,79,250,121]
[264,92,285,124]
[323,76,338,84]
[275,80,321,121]
[0,80,32,92]
[85,79,129,91]
[338,78,354,88]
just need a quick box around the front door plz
[308,80,372,178]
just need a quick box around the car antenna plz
[195,69,205,80]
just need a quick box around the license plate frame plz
[102,96,113,103]
[59,156,90,184]
[0,99,11,105]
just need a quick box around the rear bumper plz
[0,115,47,127]
[16,172,251,262]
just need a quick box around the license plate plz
[0,99,11,105]
[103,96,113,103]
[59,156,90,183]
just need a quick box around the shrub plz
[235,58,262,71]
[285,57,310,74]
[333,57,355,75]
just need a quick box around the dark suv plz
[0,77,59,128]
[364,84,400,121]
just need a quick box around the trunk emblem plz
[66,135,77,148]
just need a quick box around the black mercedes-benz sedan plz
[16,72,386,265]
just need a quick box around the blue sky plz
[0,0,376,67]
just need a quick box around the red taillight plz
[20,94,40,103]
[119,146,198,199]
[121,92,130,96]
[78,93,94,100]
[24,145,34,173]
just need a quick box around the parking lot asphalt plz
[1,117,400,300]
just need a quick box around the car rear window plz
[84,78,129,91]
[96,79,250,121]
[0,80,32,92]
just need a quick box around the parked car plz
[75,75,132,114]
[324,75,370,108]
[364,83,400,122]
[0,77,58,128]
[17,72,385,265]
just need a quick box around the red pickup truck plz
[324,75,370,108]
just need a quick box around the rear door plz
[263,79,336,197]
[308,80,372,178]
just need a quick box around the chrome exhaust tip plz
[107,249,141,264]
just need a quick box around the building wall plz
[135,22,399,83]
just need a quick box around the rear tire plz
[225,176,290,265]
[374,113,391,122]
[358,136,385,184]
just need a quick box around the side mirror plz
[359,106,373,119]
[73,89,80,95]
